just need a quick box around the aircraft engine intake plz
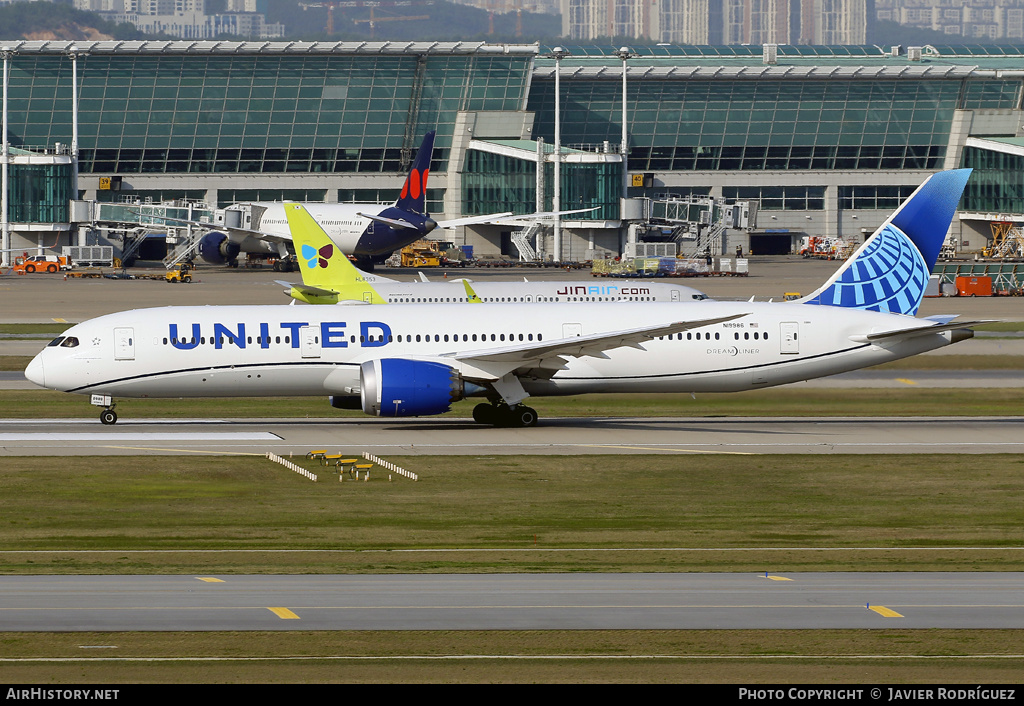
[360,358,466,417]
[197,232,241,265]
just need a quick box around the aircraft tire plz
[99,409,117,425]
[515,406,539,427]
[472,403,497,425]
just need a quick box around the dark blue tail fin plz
[394,131,435,216]
[800,169,971,316]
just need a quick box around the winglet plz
[395,131,435,216]
[800,169,971,316]
[283,202,391,304]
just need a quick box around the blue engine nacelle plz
[360,359,467,417]
[197,232,241,265]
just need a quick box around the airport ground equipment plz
[12,254,72,274]
[164,263,193,284]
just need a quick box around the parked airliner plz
[26,170,982,427]
[189,131,589,269]
[279,202,710,305]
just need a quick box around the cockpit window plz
[691,294,708,300]
[47,337,65,347]
[60,337,80,348]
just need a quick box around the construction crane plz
[353,7,430,38]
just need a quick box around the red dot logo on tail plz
[410,169,421,200]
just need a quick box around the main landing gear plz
[472,402,539,428]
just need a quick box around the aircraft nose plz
[24,354,45,388]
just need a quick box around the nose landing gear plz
[91,394,118,425]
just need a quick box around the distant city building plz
[72,0,284,38]
[561,0,868,44]
[876,0,1024,41]
[449,0,560,13]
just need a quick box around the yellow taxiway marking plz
[196,577,224,583]
[102,446,262,456]
[869,605,904,618]
[896,378,918,386]
[585,444,755,455]
[51,318,68,323]
[268,607,300,620]
[765,575,793,581]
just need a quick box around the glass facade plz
[960,145,1024,214]
[7,163,72,223]
[529,78,1019,172]
[339,188,445,215]
[722,186,825,210]
[8,53,531,175]
[217,189,327,208]
[838,185,918,210]
[462,149,621,220]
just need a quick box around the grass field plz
[2,385,1023,419]
[2,454,1022,574]
[2,452,1023,683]
[0,630,1022,683]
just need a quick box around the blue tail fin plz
[801,169,971,316]
[394,131,435,216]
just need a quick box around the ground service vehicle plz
[12,254,72,274]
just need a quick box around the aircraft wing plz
[435,212,514,229]
[446,313,749,380]
[435,207,598,230]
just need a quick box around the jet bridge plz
[71,198,252,267]
[635,196,758,258]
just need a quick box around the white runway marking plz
[0,433,279,441]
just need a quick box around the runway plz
[1,572,1020,631]
[0,415,1021,455]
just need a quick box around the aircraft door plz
[114,327,135,360]
[780,322,799,354]
[563,323,582,338]
[300,325,321,359]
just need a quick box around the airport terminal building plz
[3,40,1024,262]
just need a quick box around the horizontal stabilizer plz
[357,212,417,231]
[851,319,992,343]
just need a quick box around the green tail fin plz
[283,202,388,304]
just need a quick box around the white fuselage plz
[346,273,709,303]
[27,301,955,403]
[237,202,383,255]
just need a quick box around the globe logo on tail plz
[301,243,334,269]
